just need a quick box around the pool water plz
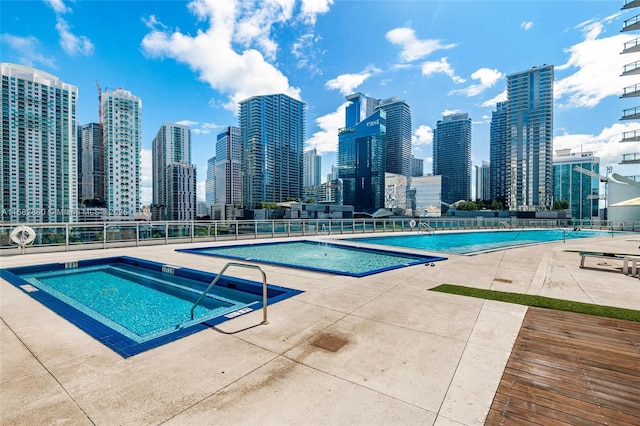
[347,229,611,254]
[178,241,447,277]
[1,257,301,357]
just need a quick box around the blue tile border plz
[0,256,302,358]
[177,240,447,277]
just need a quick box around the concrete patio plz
[1,231,639,425]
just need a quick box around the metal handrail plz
[190,262,268,324]
[418,222,434,234]
[499,221,512,229]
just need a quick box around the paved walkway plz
[1,231,639,425]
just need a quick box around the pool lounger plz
[579,252,640,276]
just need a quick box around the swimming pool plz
[0,256,301,357]
[178,241,447,277]
[346,229,611,254]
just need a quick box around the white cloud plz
[140,149,153,206]
[554,122,640,168]
[386,27,456,62]
[300,0,334,24]
[234,1,295,61]
[421,57,465,83]
[412,124,433,147]
[325,66,380,95]
[44,0,94,57]
[175,120,199,127]
[521,21,533,31]
[441,108,463,117]
[55,18,94,56]
[292,32,323,75]
[141,0,302,111]
[0,34,56,68]
[480,89,507,108]
[555,19,638,108]
[449,67,504,97]
[305,102,347,154]
[197,180,206,202]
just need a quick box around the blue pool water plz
[178,241,447,277]
[347,229,611,254]
[0,257,301,357]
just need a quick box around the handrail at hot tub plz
[190,262,268,324]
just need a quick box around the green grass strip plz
[430,284,640,322]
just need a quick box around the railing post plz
[165,222,168,244]
[103,223,107,249]
[65,223,69,251]
[136,222,140,247]
[191,221,194,243]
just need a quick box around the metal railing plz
[0,218,636,255]
[190,262,268,324]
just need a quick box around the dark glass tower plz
[376,97,412,176]
[239,94,305,208]
[338,109,386,212]
[433,113,472,206]
[489,102,507,203]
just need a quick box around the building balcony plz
[622,14,640,32]
[621,129,640,142]
[621,83,640,98]
[622,37,640,54]
[620,152,640,164]
[621,106,640,120]
[621,60,640,76]
[622,0,640,10]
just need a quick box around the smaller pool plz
[346,228,612,254]
[178,241,447,277]
[0,257,301,357]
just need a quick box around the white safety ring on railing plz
[10,225,36,247]
[619,221,625,228]
[409,219,416,228]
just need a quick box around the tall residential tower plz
[215,126,243,207]
[1,63,78,223]
[433,112,472,206]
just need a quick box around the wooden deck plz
[486,307,640,425]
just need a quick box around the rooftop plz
[2,230,639,424]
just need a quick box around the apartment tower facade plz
[433,112,472,206]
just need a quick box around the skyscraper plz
[506,65,554,210]
[376,97,412,176]
[553,149,599,219]
[206,156,216,208]
[78,122,103,204]
[215,126,242,206]
[345,92,378,127]
[303,148,321,188]
[1,63,78,223]
[101,88,142,217]
[338,108,386,211]
[152,123,191,220]
[239,94,305,207]
[166,162,197,221]
[411,156,424,177]
[475,161,490,201]
[489,101,507,202]
[433,112,472,206]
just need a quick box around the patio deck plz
[1,231,639,425]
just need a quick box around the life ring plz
[619,221,625,228]
[409,219,416,228]
[10,225,36,247]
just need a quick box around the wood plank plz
[487,308,640,425]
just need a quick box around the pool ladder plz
[418,222,434,235]
[190,262,269,324]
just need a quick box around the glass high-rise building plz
[433,112,472,206]
[215,126,242,206]
[553,149,599,219]
[239,94,305,207]
[338,108,386,211]
[489,101,507,202]
[376,97,412,176]
[506,65,554,211]
[303,148,322,188]
[475,161,490,201]
[411,156,424,177]
[1,63,78,223]
[101,88,142,217]
[206,156,216,208]
[409,175,442,217]
[78,122,103,204]
[152,123,192,220]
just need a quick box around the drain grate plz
[312,334,348,352]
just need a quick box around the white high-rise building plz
[101,88,142,217]
[206,156,216,208]
[152,123,191,220]
[1,63,78,223]
[215,126,243,206]
[303,148,321,188]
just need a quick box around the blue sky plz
[2,0,638,206]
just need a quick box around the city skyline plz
[2,0,639,205]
